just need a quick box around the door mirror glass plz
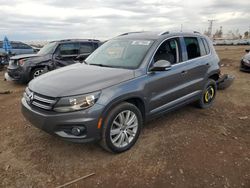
[245,49,250,53]
[149,60,172,72]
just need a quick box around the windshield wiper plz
[89,63,113,68]
[81,60,87,64]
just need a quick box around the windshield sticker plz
[106,47,124,58]
[131,41,151,46]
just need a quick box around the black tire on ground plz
[196,79,217,109]
[100,102,143,153]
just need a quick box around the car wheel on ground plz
[196,79,217,109]
[31,67,44,79]
[100,102,142,153]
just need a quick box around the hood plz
[11,53,52,63]
[11,54,39,60]
[29,63,135,97]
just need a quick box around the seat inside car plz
[154,42,175,64]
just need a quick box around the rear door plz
[179,36,210,94]
[10,42,19,55]
[79,42,94,60]
[19,43,34,54]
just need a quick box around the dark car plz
[22,31,221,153]
[5,39,101,83]
[240,49,250,72]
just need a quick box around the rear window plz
[184,37,201,60]
[79,42,93,54]
[201,38,210,55]
[199,38,207,56]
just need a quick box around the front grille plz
[24,88,57,110]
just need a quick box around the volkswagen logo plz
[27,92,34,104]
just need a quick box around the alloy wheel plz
[110,110,138,148]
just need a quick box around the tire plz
[196,79,217,109]
[100,102,143,153]
[31,67,45,80]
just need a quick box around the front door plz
[54,42,79,67]
[146,37,189,115]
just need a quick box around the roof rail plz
[118,31,144,36]
[193,31,201,34]
[51,39,100,43]
[159,31,170,35]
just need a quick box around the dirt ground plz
[0,46,249,188]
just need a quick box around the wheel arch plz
[101,96,146,126]
[208,72,220,82]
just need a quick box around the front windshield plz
[85,39,154,69]
[38,42,57,55]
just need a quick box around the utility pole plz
[249,25,250,39]
[208,19,216,38]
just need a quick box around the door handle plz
[206,63,211,67]
[181,70,187,75]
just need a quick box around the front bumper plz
[5,67,29,83]
[240,60,250,72]
[21,98,104,143]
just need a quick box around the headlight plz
[242,58,250,64]
[18,59,26,66]
[53,92,100,112]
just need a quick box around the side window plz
[79,42,93,54]
[198,38,207,56]
[11,42,19,49]
[20,43,32,49]
[153,38,181,64]
[59,43,79,55]
[184,37,201,60]
[201,38,210,55]
[0,42,3,47]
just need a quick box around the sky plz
[0,0,249,41]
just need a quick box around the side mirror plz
[75,53,90,61]
[55,54,62,60]
[149,60,172,72]
[245,49,250,53]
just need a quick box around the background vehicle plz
[240,49,250,72]
[0,41,35,55]
[5,39,101,83]
[22,31,221,153]
[0,40,36,66]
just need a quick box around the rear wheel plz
[100,102,142,153]
[196,79,217,109]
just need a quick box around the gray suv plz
[22,31,220,153]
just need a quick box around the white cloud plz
[0,0,249,41]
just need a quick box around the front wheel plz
[31,67,45,80]
[196,79,217,109]
[100,102,143,153]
